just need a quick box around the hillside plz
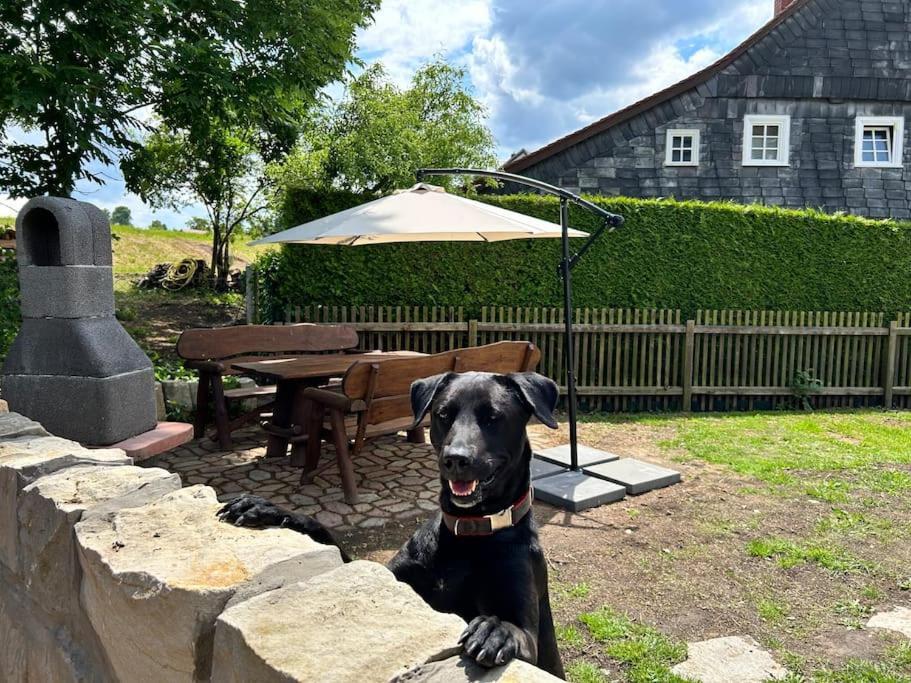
[0,216,272,285]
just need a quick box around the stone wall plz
[0,412,559,682]
[518,0,911,218]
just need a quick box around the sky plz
[0,0,773,227]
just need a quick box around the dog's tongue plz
[450,480,477,496]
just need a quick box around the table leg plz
[289,392,313,467]
[265,380,295,459]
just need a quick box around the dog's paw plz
[459,616,519,668]
[217,494,290,528]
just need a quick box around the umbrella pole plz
[559,198,580,471]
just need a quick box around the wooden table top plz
[232,351,425,381]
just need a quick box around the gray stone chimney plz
[2,197,156,445]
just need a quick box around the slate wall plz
[519,0,911,218]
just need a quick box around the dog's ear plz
[410,372,455,426]
[507,372,559,429]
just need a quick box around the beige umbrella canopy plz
[251,183,589,246]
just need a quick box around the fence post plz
[468,319,478,347]
[884,320,898,409]
[682,319,695,412]
[244,265,254,325]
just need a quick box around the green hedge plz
[0,254,19,359]
[258,191,911,321]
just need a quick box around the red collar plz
[441,488,533,537]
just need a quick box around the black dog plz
[219,371,565,678]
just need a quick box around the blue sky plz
[1,0,773,227]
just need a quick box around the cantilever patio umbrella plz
[253,169,625,511]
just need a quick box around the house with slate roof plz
[503,0,911,218]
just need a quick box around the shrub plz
[0,254,19,360]
[261,189,911,320]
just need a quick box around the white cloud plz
[357,0,492,85]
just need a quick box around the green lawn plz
[550,410,911,683]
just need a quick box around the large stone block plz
[16,196,98,267]
[0,434,130,571]
[211,561,466,683]
[0,412,49,441]
[2,369,157,445]
[393,655,563,682]
[19,266,115,319]
[17,464,182,616]
[75,486,342,682]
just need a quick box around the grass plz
[757,596,790,624]
[566,661,608,683]
[746,537,871,573]
[653,411,911,494]
[578,607,691,683]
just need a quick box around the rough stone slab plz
[76,485,343,682]
[584,458,681,495]
[671,636,787,683]
[533,470,626,512]
[530,457,565,481]
[18,464,181,615]
[19,265,115,319]
[107,421,193,462]
[0,436,130,571]
[212,561,466,683]
[867,607,911,638]
[393,655,563,682]
[2,369,158,446]
[0,412,49,441]
[534,444,620,468]
[154,381,167,421]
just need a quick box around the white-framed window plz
[855,116,904,168]
[664,129,700,166]
[742,115,791,166]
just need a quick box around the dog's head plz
[411,371,559,514]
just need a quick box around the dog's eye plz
[435,407,451,421]
[486,410,502,424]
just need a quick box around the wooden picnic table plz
[232,351,425,459]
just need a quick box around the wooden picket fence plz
[280,304,911,412]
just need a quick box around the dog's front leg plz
[459,614,538,668]
[218,494,351,562]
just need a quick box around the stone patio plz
[147,427,444,530]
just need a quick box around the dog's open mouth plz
[448,479,479,497]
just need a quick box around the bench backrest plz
[176,324,359,361]
[342,341,541,428]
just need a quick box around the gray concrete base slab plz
[534,444,619,468]
[2,369,157,446]
[584,458,681,494]
[533,470,626,512]
[530,457,564,481]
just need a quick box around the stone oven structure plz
[1,197,156,445]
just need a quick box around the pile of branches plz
[137,259,210,290]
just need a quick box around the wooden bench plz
[300,341,541,503]
[177,324,359,449]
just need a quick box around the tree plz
[148,219,167,231]
[111,206,131,226]
[277,60,497,197]
[124,124,268,288]
[0,0,377,198]
[185,217,212,233]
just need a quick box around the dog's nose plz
[442,446,473,475]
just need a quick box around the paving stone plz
[248,469,272,482]
[531,457,565,480]
[584,458,681,494]
[868,607,911,638]
[535,444,620,468]
[534,470,627,512]
[671,636,787,683]
[315,510,343,527]
[212,561,465,682]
